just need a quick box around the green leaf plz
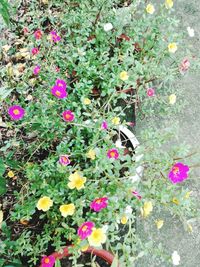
[111,255,119,267]
[55,259,61,267]
[0,177,7,196]
[0,158,5,176]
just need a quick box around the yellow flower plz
[146,4,155,14]
[119,71,129,81]
[168,43,177,53]
[59,203,75,217]
[86,149,96,160]
[81,244,89,252]
[155,219,164,229]
[121,216,128,225]
[141,201,153,218]
[187,223,193,232]
[37,196,53,212]
[112,117,120,125]
[172,197,180,205]
[83,98,91,105]
[8,171,14,178]
[165,0,173,9]
[68,171,86,190]
[88,228,107,247]
[184,191,192,199]
[169,94,176,105]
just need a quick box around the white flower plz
[103,23,113,32]
[187,26,195,37]
[125,205,133,215]
[172,251,180,266]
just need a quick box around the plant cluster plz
[0,1,199,266]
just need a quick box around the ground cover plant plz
[0,0,199,266]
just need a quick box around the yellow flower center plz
[172,166,179,175]
[62,156,68,163]
[82,225,88,232]
[13,109,20,115]
[96,199,101,204]
[110,152,115,157]
[58,82,63,87]
[56,90,61,96]
[44,258,50,264]
[65,114,71,119]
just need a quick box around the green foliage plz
[0,0,199,266]
[0,0,10,25]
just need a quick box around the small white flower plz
[103,23,113,32]
[125,205,133,215]
[172,251,180,266]
[187,26,195,37]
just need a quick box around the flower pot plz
[40,245,119,267]
[118,125,143,183]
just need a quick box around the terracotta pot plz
[40,245,119,266]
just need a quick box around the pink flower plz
[51,85,67,99]
[132,191,142,200]
[168,162,189,184]
[50,31,61,42]
[23,27,29,34]
[41,255,55,267]
[34,29,42,40]
[147,88,155,97]
[59,155,70,166]
[31,47,39,55]
[55,79,67,90]
[179,58,190,75]
[8,105,25,120]
[78,221,95,240]
[33,65,41,75]
[107,148,119,159]
[62,110,75,122]
[101,120,108,130]
[90,197,108,212]
[55,66,60,72]
[127,122,135,127]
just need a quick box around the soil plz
[60,254,110,267]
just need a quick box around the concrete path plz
[135,1,200,266]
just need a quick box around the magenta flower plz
[50,31,61,42]
[179,58,190,75]
[147,88,155,97]
[31,47,39,55]
[33,65,40,75]
[51,85,67,99]
[168,162,190,184]
[55,66,60,72]
[107,148,119,159]
[132,191,142,200]
[101,120,108,130]
[34,29,42,40]
[59,155,70,166]
[62,110,75,122]
[90,197,108,212]
[78,221,95,240]
[55,79,67,90]
[8,105,25,120]
[41,255,55,267]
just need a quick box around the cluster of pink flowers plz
[51,79,67,99]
